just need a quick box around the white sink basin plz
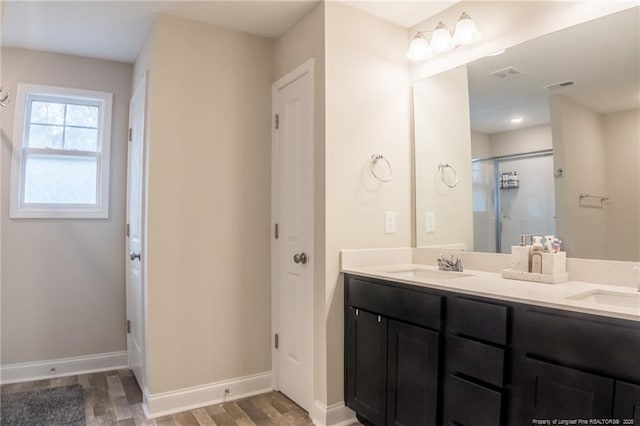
[566,290,640,309]
[384,268,473,281]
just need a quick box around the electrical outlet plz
[385,211,397,234]
[425,212,435,233]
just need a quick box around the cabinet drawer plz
[447,335,504,388]
[443,375,502,426]
[521,309,640,382]
[447,297,508,345]
[347,278,442,330]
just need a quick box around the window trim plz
[9,83,113,219]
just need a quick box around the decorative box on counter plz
[502,249,568,284]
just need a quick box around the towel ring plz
[0,88,9,108]
[370,154,392,182]
[438,162,458,188]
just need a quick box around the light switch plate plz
[426,212,435,233]
[385,211,397,234]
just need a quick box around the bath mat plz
[1,384,85,425]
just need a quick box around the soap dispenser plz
[530,236,544,273]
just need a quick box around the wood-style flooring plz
[0,369,337,425]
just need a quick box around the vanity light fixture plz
[406,12,482,61]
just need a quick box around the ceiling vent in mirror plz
[489,66,525,80]
[543,80,575,90]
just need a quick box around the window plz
[10,84,113,218]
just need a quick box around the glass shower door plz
[472,160,497,253]
[498,154,556,252]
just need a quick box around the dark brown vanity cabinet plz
[345,277,441,425]
[344,274,640,426]
[443,297,509,426]
[511,307,640,424]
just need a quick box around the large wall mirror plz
[413,7,640,261]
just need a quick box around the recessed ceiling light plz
[510,117,524,124]
[487,49,506,57]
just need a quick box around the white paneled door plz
[272,60,314,412]
[126,75,146,388]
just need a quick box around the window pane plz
[23,154,97,204]
[66,104,98,127]
[65,127,98,151]
[30,101,65,125]
[28,124,64,148]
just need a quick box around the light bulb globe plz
[406,33,432,61]
[431,22,454,53]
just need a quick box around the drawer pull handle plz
[377,315,382,323]
[355,309,359,316]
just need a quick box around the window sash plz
[19,148,102,209]
[24,95,103,152]
[9,83,113,219]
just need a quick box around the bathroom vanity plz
[342,258,640,426]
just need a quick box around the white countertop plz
[342,263,640,322]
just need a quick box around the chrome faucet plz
[437,254,464,272]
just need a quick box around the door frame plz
[126,73,149,390]
[270,58,315,407]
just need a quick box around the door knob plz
[293,252,308,265]
[130,252,141,261]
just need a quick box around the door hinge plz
[127,319,131,334]
[126,223,130,237]
[275,114,279,130]
[128,128,132,142]
[274,223,279,239]
[274,333,279,349]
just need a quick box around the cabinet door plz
[386,320,439,426]
[519,358,614,422]
[443,374,502,426]
[346,307,388,425]
[614,381,640,423]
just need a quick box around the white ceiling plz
[1,0,458,64]
[467,6,640,135]
[1,0,320,63]
[343,1,459,28]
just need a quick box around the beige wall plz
[551,95,607,260]
[414,66,473,250]
[603,108,640,261]
[489,124,552,157]
[471,131,490,159]
[273,2,328,407]
[136,15,273,394]
[324,2,412,405]
[1,47,132,363]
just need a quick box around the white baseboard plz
[1,351,128,384]
[311,400,356,426]
[143,371,272,418]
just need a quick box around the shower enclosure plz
[472,150,556,253]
